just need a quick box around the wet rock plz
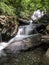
[45,48,49,58]
[46,25,49,34]
[5,34,41,53]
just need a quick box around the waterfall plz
[31,10,44,21]
[0,9,45,52]
[0,22,38,51]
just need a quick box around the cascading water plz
[0,9,45,53]
[8,21,38,45]
[0,24,38,53]
[31,9,44,21]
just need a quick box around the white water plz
[0,23,37,51]
[31,10,44,20]
[0,9,44,52]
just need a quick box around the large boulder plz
[5,34,41,53]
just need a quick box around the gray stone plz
[6,34,41,53]
[45,48,49,58]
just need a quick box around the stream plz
[0,10,49,65]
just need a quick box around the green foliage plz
[0,2,15,15]
[0,0,49,17]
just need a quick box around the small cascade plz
[31,10,44,21]
[7,20,39,47]
[17,27,24,35]
[0,9,45,52]
[16,19,37,36]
